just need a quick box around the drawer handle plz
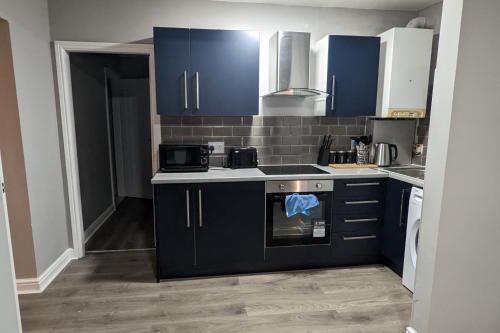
[185,189,190,228]
[346,182,380,187]
[345,200,379,205]
[343,235,377,241]
[344,218,378,223]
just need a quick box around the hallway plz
[86,198,154,252]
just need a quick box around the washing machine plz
[402,186,424,292]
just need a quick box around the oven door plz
[266,191,332,247]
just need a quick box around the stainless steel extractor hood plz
[265,31,328,97]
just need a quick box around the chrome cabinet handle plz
[330,75,336,111]
[343,235,377,241]
[198,188,203,227]
[399,189,410,227]
[185,189,190,228]
[346,182,380,187]
[345,200,379,205]
[183,71,188,110]
[195,72,200,110]
[344,218,378,223]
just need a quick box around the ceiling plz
[212,0,442,11]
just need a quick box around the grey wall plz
[47,0,416,43]
[0,0,70,276]
[70,54,114,230]
[0,17,38,279]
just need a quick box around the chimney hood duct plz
[265,31,328,97]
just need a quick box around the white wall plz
[419,2,443,34]
[412,0,500,331]
[0,0,70,274]
[410,1,463,330]
[111,79,152,200]
[48,0,416,115]
[0,155,22,333]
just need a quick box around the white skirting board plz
[84,204,115,244]
[16,248,76,294]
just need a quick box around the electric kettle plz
[373,143,398,167]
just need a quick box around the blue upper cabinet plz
[315,35,380,117]
[190,29,260,116]
[154,27,260,116]
[154,28,191,115]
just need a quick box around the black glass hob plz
[258,165,329,175]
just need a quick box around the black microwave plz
[159,144,209,172]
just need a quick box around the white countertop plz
[151,164,391,184]
[381,169,425,188]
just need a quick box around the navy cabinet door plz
[381,179,413,276]
[154,184,195,279]
[154,27,191,115]
[195,182,265,269]
[327,36,380,117]
[189,29,260,116]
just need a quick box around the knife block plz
[317,147,330,166]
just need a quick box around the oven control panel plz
[266,180,334,193]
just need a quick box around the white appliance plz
[402,186,424,292]
[376,28,433,118]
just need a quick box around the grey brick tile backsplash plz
[212,127,233,136]
[160,116,368,166]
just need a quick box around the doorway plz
[54,42,159,258]
[67,53,154,253]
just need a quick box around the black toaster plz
[227,147,258,169]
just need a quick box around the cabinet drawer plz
[334,197,383,215]
[334,179,385,199]
[333,214,381,233]
[332,232,380,257]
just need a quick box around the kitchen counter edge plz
[151,165,423,187]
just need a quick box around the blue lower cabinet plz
[154,27,260,116]
[326,35,380,117]
[154,182,265,279]
[195,182,265,270]
[154,184,195,279]
[153,177,419,279]
[381,179,413,276]
[331,233,381,265]
[331,178,386,265]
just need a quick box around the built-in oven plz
[265,180,333,247]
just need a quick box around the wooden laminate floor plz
[19,251,412,333]
[86,197,154,252]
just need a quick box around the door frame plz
[53,41,159,259]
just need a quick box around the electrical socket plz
[208,141,225,154]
